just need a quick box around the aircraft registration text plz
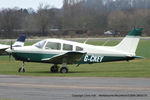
[84,55,103,63]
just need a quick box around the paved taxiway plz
[0,75,150,100]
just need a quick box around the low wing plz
[42,51,86,64]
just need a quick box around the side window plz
[45,42,61,50]
[76,46,83,51]
[63,44,73,51]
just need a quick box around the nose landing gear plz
[18,61,25,73]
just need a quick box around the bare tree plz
[34,4,51,36]
[0,8,23,38]
[108,10,128,30]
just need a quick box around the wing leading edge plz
[42,51,86,64]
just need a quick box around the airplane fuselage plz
[10,39,135,64]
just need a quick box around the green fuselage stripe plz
[12,52,134,64]
[12,52,56,63]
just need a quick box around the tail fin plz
[114,28,143,54]
[13,34,26,47]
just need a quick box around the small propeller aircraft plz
[6,28,143,73]
[0,34,26,55]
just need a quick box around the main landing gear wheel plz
[60,67,68,73]
[50,65,59,73]
[18,61,25,73]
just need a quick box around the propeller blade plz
[10,41,13,50]
[9,53,11,61]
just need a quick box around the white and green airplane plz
[6,28,143,73]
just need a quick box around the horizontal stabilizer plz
[133,56,144,59]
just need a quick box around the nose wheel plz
[18,61,25,73]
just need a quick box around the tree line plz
[0,0,150,38]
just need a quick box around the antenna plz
[84,38,89,44]
[103,39,110,46]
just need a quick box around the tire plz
[51,66,58,73]
[18,67,25,73]
[60,67,68,73]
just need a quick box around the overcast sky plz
[0,0,63,10]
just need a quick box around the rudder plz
[114,28,143,54]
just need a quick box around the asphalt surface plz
[0,75,150,100]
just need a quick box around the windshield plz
[33,40,46,49]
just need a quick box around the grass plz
[0,40,150,77]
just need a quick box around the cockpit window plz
[76,46,83,51]
[33,40,46,49]
[45,42,61,50]
[63,44,73,51]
